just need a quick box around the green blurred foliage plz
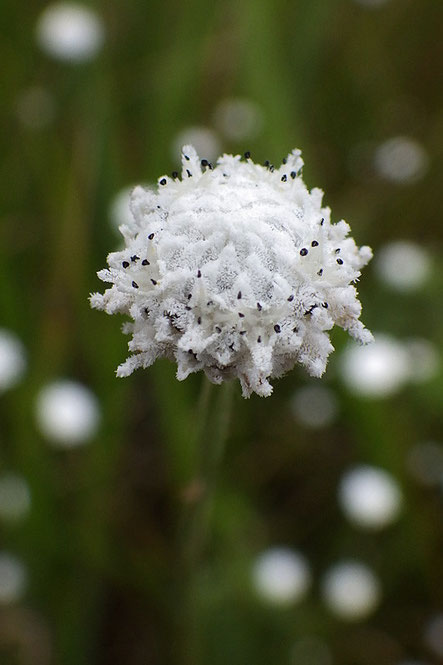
[1,0,443,663]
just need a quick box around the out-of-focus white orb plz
[36,3,105,63]
[0,329,26,394]
[0,553,27,604]
[375,241,431,291]
[407,442,443,487]
[16,86,55,130]
[338,466,402,530]
[213,98,264,142]
[321,560,381,621]
[404,338,439,383]
[340,334,410,398]
[251,547,311,606]
[35,380,100,447]
[0,474,31,522]
[171,127,221,163]
[291,636,333,665]
[290,385,338,429]
[109,186,136,232]
[424,614,443,658]
[374,136,429,184]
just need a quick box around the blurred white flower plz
[91,146,372,397]
[0,553,27,604]
[290,385,338,429]
[407,441,443,487]
[375,241,431,291]
[404,338,439,383]
[171,127,221,163]
[340,333,438,398]
[251,547,311,606]
[16,86,55,130]
[338,466,402,530]
[374,136,429,184]
[35,380,100,447]
[214,98,264,141]
[340,334,410,398]
[321,560,381,621]
[109,185,141,233]
[36,3,105,63]
[0,474,31,522]
[291,636,333,665]
[424,614,443,658]
[0,329,27,394]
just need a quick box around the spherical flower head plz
[91,146,372,397]
[35,2,105,63]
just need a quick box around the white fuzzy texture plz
[91,146,372,397]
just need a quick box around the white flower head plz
[321,560,381,621]
[91,146,372,397]
[251,547,311,606]
[35,380,100,446]
[36,2,105,63]
[338,465,402,530]
[340,333,410,398]
[375,240,431,291]
[374,136,429,184]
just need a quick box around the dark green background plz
[1,0,443,663]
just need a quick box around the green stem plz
[177,378,234,665]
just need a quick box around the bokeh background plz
[1,0,443,663]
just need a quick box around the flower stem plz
[177,377,234,665]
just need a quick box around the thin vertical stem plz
[176,378,234,665]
